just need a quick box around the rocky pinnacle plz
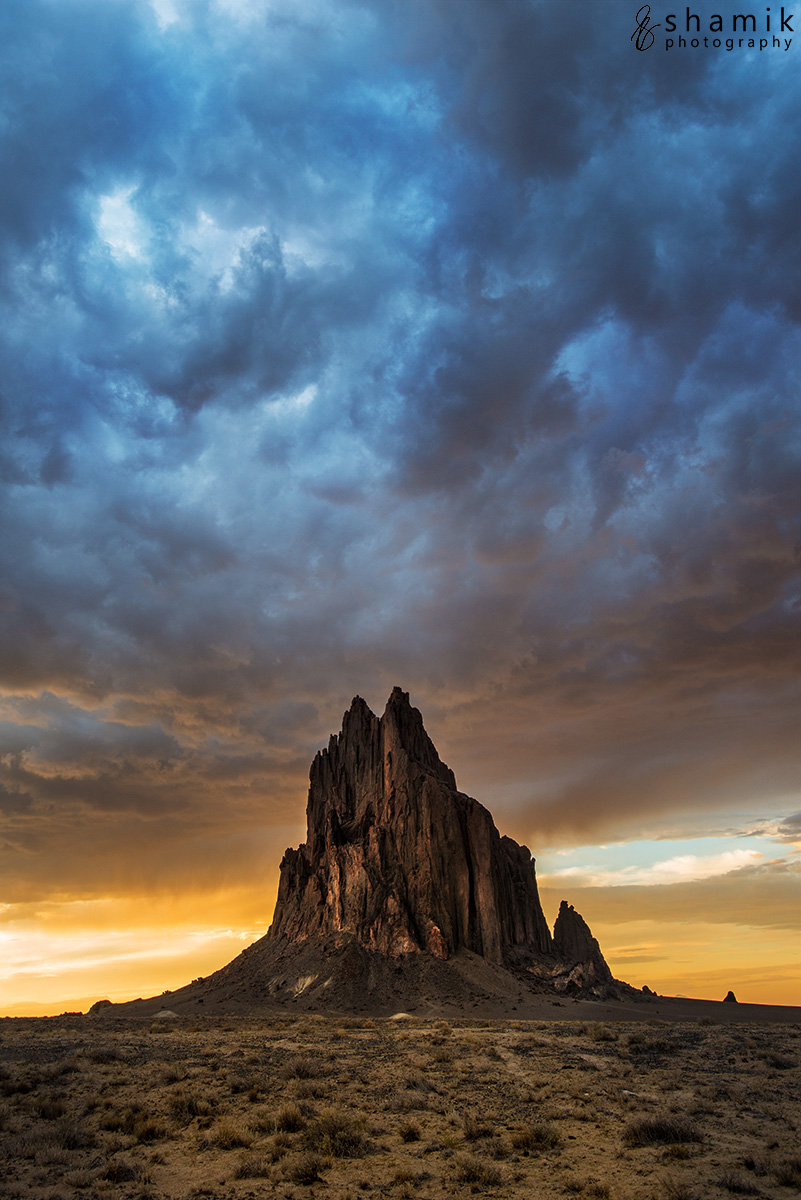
[268,687,554,965]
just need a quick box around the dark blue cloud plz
[0,0,798,897]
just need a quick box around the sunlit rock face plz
[268,687,553,965]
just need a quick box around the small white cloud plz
[546,849,764,888]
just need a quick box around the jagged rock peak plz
[268,688,553,965]
[553,900,613,984]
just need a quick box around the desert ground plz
[1,1008,799,1200]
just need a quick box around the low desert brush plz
[210,1119,253,1150]
[274,1101,306,1132]
[773,1156,801,1188]
[280,1055,321,1080]
[305,1109,367,1158]
[453,1154,503,1188]
[511,1121,562,1152]
[624,1116,702,1147]
[284,1150,328,1184]
[233,1152,272,1179]
[463,1112,493,1141]
[399,1118,421,1142]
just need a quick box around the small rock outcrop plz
[268,687,553,966]
[723,990,738,1003]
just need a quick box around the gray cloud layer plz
[1,0,799,905]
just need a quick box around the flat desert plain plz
[1,1007,800,1200]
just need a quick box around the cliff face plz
[268,687,553,966]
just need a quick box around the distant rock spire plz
[552,900,613,985]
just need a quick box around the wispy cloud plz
[543,848,764,888]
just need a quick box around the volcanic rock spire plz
[268,687,553,965]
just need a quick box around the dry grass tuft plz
[232,1151,272,1178]
[773,1155,801,1187]
[283,1149,328,1183]
[453,1153,504,1188]
[511,1120,562,1152]
[274,1101,306,1132]
[398,1118,421,1142]
[305,1109,367,1157]
[624,1116,702,1147]
[280,1054,321,1080]
[209,1118,254,1149]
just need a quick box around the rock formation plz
[104,687,621,1016]
[268,687,553,967]
[551,900,614,994]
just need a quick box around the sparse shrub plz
[399,1118,421,1142]
[587,1023,617,1043]
[762,1051,796,1070]
[31,1096,67,1120]
[624,1116,702,1147]
[0,1072,37,1096]
[133,1116,167,1143]
[403,1072,435,1092]
[233,1152,272,1178]
[284,1150,327,1184]
[160,1062,187,1084]
[741,1154,771,1177]
[291,1077,329,1099]
[87,1045,126,1064]
[56,1121,97,1150]
[280,1055,320,1080]
[512,1037,547,1056]
[102,1159,140,1183]
[662,1179,699,1200]
[454,1154,503,1187]
[169,1089,213,1124]
[663,1143,694,1161]
[65,1169,96,1189]
[463,1112,493,1141]
[212,1119,254,1149]
[773,1156,801,1187]
[305,1109,367,1157]
[228,1073,255,1093]
[271,1130,294,1156]
[274,1101,305,1132]
[717,1172,761,1195]
[586,1184,611,1198]
[511,1121,562,1152]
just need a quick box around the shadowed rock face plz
[553,900,613,989]
[268,687,553,966]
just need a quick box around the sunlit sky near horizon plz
[0,0,799,1015]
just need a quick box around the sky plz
[0,0,799,1015]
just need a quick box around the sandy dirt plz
[1,1008,799,1200]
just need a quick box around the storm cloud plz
[0,0,798,1002]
